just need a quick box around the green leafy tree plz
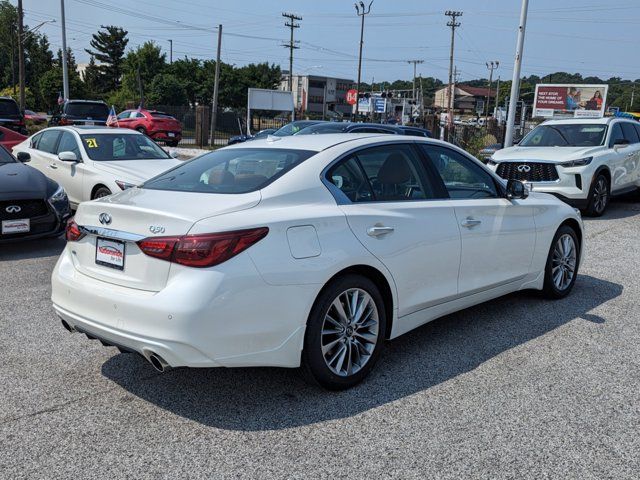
[82,55,102,98]
[0,1,18,89]
[122,41,166,103]
[85,25,128,92]
[166,57,203,105]
[24,34,54,108]
[38,49,85,110]
[147,74,187,106]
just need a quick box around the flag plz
[106,105,118,127]
[57,92,64,105]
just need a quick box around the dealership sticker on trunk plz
[1,218,30,234]
[95,237,125,270]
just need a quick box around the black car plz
[395,125,432,138]
[0,96,27,135]
[49,100,109,127]
[0,146,71,243]
[296,122,419,136]
[227,128,277,145]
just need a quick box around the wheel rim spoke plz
[551,234,577,291]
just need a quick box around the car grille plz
[496,162,559,182]
[0,199,49,221]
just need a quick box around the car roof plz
[64,99,108,104]
[45,126,141,135]
[542,117,632,125]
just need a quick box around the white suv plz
[487,117,640,216]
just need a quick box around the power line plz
[281,12,301,92]
[445,10,462,133]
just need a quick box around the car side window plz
[327,156,374,202]
[634,123,640,141]
[134,112,145,119]
[420,145,498,199]
[116,111,131,120]
[37,130,61,154]
[350,127,394,134]
[57,131,81,158]
[620,123,640,144]
[30,132,42,149]
[608,123,625,148]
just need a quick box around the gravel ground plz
[1,198,639,479]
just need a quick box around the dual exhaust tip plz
[60,318,171,373]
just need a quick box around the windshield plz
[520,124,607,147]
[272,121,318,136]
[65,102,109,119]
[296,123,347,135]
[0,146,16,163]
[80,133,170,161]
[143,148,315,194]
[0,99,20,117]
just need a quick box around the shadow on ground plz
[0,236,66,261]
[102,274,622,431]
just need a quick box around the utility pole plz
[10,19,16,96]
[407,59,424,101]
[60,0,70,101]
[355,1,373,119]
[495,75,501,119]
[169,39,173,64]
[505,0,529,147]
[282,12,301,92]
[210,25,222,146]
[485,60,499,124]
[631,83,636,110]
[445,10,462,137]
[17,0,25,111]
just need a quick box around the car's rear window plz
[65,102,109,119]
[0,99,20,117]
[143,148,315,194]
[149,112,174,119]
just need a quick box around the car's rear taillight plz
[59,117,70,125]
[65,218,85,242]
[137,227,268,268]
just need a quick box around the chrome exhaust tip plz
[148,353,171,373]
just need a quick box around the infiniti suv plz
[487,117,640,216]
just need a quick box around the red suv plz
[111,109,182,146]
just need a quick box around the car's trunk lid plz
[70,188,261,291]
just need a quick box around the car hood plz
[492,145,604,162]
[0,162,48,199]
[91,158,182,184]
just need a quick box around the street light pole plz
[169,39,172,64]
[210,25,222,146]
[445,10,462,137]
[17,0,25,111]
[355,1,373,119]
[504,0,529,147]
[407,59,424,101]
[60,0,70,100]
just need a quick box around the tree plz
[82,55,101,98]
[38,48,85,110]
[147,74,187,106]
[122,41,166,102]
[85,25,128,92]
[0,1,18,90]
[166,57,203,105]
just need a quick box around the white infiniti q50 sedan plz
[52,134,584,389]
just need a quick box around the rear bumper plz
[51,247,317,368]
[150,131,182,142]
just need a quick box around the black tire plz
[92,186,112,199]
[166,140,179,147]
[585,173,609,217]
[542,225,580,299]
[301,274,387,390]
[136,127,147,135]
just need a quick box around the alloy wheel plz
[321,288,379,377]
[551,234,577,291]
[593,177,608,214]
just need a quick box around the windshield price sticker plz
[85,138,98,148]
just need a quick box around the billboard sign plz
[533,84,608,119]
[357,97,371,113]
[373,97,386,113]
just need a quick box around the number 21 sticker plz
[85,138,98,148]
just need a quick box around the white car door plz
[607,122,639,192]
[327,143,461,318]
[618,122,640,190]
[419,144,536,295]
[54,130,86,205]
[26,129,62,181]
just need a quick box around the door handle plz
[49,163,58,169]
[627,153,635,157]
[367,226,395,237]
[461,218,482,228]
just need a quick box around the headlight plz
[562,157,592,168]
[49,185,68,202]
[115,180,136,190]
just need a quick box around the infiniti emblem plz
[5,205,21,213]
[149,225,165,234]
[517,164,531,173]
[98,213,112,225]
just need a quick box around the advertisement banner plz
[373,97,386,113]
[357,97,371,113]
[533,84,608,119]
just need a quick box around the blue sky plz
[19,0,640,83]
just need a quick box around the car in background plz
[0,96,27,135]
[487,117,640,216]
[295,122,431,137]
[111,108,182,147]
[52,134,582,389]
[12,127,181,207]
[271,120,324,136]
[0,144,71,243]
[0,126,27,151]
[477,143,502,163]
[49,100,109,127]
[24,109,48,125]
[227,128,277,146]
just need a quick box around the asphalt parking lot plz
[1,199,639,479]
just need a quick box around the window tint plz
[521,124,607,147]
[80,133,170,161]
[37,130,61,154]
[30,132,42,149]
[65,102,109,119]
[621,123,639,143]
[0,145,16,163]
[144,148,315,194]
[353,144,431,201]
[116,111,131,120]
[634,123,640,140]
[57,131,81,157]
[328,156,373,202]
[134,112,145,118]
[608,123,625,148]
[0,99,20,116]
[421,145,498,199]
[350,127,395,134]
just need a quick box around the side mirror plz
[169,150,179,158]
[613,138,630,148]
[58,151,78,162]
[506,179,529,200]
[16,151,30,162]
